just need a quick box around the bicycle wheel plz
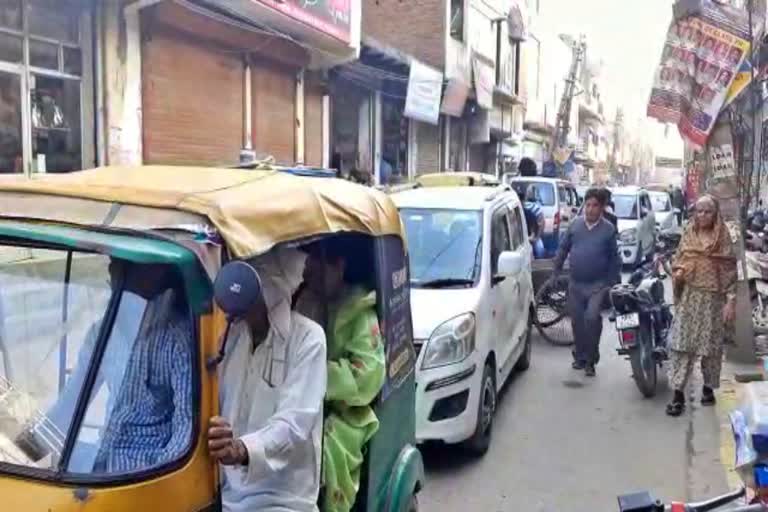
[534,275,575,346]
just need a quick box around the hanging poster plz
[647,2,750,148]
[404,60,444,125]
[723,58,752,108]
[685,159,703,207]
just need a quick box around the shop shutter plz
[142,32,243,166]
[415,120,440,175]
[252,61,296,165]
[305,80,324,167]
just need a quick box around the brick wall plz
[362,0,446,70]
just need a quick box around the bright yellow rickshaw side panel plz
[0,314,221,512]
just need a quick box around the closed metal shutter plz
[415,121,440,175]
[142,31,243,166]
[252,61,296,165]
[305,80,324,167]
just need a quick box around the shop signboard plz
[441,78,470,117]
[647,2,750,149]
[472,57,495,110]
[404,60,444,125]
[252,0,352,43]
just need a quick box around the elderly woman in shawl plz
[666,195,737,417]
[208,247,328,512]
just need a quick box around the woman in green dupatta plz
[296,237,386,512]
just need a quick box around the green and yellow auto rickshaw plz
[0,165,423,511]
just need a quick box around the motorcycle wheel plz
[629,321,658,398]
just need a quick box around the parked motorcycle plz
[746,250,768,334]
[609,261,673,398]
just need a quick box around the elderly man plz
[208,247,327,512]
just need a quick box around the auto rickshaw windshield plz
[0,247,195,478]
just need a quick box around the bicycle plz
[533,271,575,346]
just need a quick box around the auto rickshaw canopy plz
[0,166,405,260]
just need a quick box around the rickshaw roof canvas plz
[0,166,405,259]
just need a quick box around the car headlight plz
[619,228,638,245]
[421,313,476,370]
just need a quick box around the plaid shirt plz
[92,309,193,474]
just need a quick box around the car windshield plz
[510,181,556,206]
[649,192,671,212]
[613,195,639,219]
[0,248,193,478]
[400,208,483,288]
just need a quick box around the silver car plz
[611,187,657,268]
[648,191,681,234]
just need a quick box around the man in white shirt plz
[208,247,327,512]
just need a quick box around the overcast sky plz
[539,0,684,157]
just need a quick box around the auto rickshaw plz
[0,165,423,511]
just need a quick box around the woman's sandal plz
[701,391,716,406]
[666,400,685,417]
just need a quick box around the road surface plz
[419,316,731,511]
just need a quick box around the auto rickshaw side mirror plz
[208,260,263,369]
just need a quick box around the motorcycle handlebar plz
[664,488,751,511]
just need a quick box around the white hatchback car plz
[393,184,534,455]
[610,187,657,268]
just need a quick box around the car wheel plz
[463,363,496,457]
[514,313,533,372]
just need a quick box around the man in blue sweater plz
[553,188,620,377]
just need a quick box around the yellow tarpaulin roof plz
[0,166,404,259]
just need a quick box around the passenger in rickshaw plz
[17,261,194,473]
[208,247,327,512]
[295,236,386,512]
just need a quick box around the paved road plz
[419,316,731,512]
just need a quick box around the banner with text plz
[647,3,750,148]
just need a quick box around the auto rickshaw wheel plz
[463,363,495,456]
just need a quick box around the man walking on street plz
[553,188,621,377]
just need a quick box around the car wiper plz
[413,278,474,289]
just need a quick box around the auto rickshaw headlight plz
[421,313,476,370]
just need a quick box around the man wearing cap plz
[207,247,328,512]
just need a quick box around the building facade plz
[356,0,527,180]
[0,0,361,176]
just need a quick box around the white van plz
[506,176,580,257]
[392,183,534,456]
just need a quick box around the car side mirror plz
[208,260,264,368]
[497,251,524,279]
